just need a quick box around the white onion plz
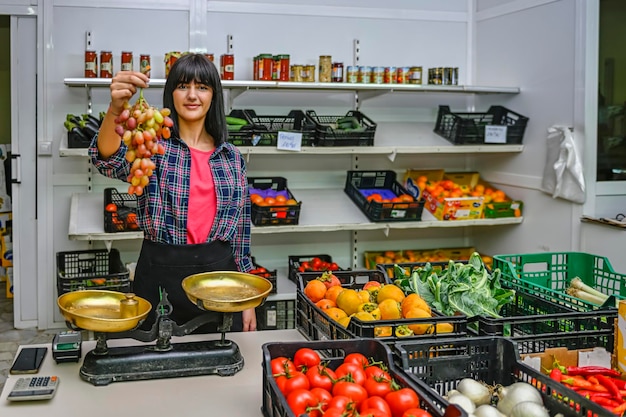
[456,378,492,406]
[496,382,543,416]
[448,392,476,414]
[510,401,550,417]
[473,404,506,417]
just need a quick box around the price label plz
[277,131,302,151]
[484,125,507,144]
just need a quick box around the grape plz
[114,89,172,196]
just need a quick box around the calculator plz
[7,376,59,402]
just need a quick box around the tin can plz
[258,54,273,81]
[318,55,332,82]
[408,66,423,84]
[358,66,371,84]
[204,53,214,63]
[290,65,303,82]
[100,51,113,78]
[121,51,133,72]
[84,50,97,78]
[346,66,358,83]
[303,65,316,82]
[273,55,290,81]
[451,67,459,85]
[396,67,409,84]
[139,54,151,77]
[120,293,139,319]
[164,51,181,78]
[429,67,443,85]
[383,67,396,84]
[220,53,235,80]
[332,62,344,83]
[618,300,626,373]
[371,66,384,84]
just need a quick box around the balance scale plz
[57,271,272,386]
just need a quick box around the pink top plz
[187,147,217,244]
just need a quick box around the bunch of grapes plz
[114,90,174,196]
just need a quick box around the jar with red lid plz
[273,55,290,81]
[253,56,259,80]
[204,53,214,63]
[84,50,97,78]
[332,62,344,82]
[100,51,113,78]
[220,54,235,80]
[121,51,133,72]
[257,54,273,81]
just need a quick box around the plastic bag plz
[542,125,586,203]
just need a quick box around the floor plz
[0,289,58,393]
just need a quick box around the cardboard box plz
[1,233,12,268]
[520,346,612,374]
[422,172,485,220]
[5,266,12,298]
[403,169,444,200]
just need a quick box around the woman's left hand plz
[242,308,257,331]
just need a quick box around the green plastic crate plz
[493,251,625,311]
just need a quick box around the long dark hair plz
[163,53,227,146]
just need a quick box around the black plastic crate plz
[344,170,425,222]
[250,257,277,295]
[434,105,529,145]
[249,177,301,226]
[394,336,609,417]
[306,109,377,146]
[56,248,131,295]
[228,109,316,146]
[104,188,139,233]
[296,269,468,342]
[287,254,344,283]
[262,338,466,417]
[256,299,296,331]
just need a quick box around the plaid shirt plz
[89,135,253,273]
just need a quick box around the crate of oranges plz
[249,177,301,226]
[296,269,467,343]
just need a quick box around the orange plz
[336,289,362,316]
[378,298,402,320]
[250,194,264,205]
[324,285,345,304]
[377,284,406,304]
[286,198,298,206]
[401,293,431,317]
[315,298,336,310]
[274,195,287,204]
[325,307,348,322]
[304,279,326,303]
[374,326,392,337]
[404,307,432,335]
[367,193,383,203]
[264,196,276,206]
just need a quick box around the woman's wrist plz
[108,103,122,117]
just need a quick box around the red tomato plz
[361,409,391,417]
[283,371,310,396]
[275,374,288,394]
[293,347,321,371]
[286,388,318,415]
[385,388,420,417]
[326,395,352,411]
[311,257,322,270]
[270,356,296,376]
[364,365,391,380]
[324,408,350,417]
[333,381,368,406]
[402,408,432,417]
[363,375,393,397]
[344,352,369,368]
[360,396,392,417]
[300,261,311,270]
[105,203,118,212]
[335,362,367,386]
[309,387,332,412]
[306,364,337,391]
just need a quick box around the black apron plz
[133,239,243,333]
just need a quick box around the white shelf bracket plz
[387,148,397,162]
[383,225,390,237]
[226,34,234,54]
[104,240,113,252]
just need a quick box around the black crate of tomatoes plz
[287,254,343,283]
[262,338,466,417]
[104,188,140,233]
[297,269,467,343]
[249,177,301,226]
[251,257,278,295]
[56,248,131,295]
[345,170,425,222]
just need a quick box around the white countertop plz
[1,330,305,416]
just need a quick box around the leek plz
[566,287,607,306]
[569,277,609,302]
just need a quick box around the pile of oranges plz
[365,193,414,204]
[250,193,298,207]
[303,272,453,338]
[413,175,509,204]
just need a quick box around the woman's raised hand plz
[109,71,149,115]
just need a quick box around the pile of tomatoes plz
[296,256,341,274]
[270,347,432,417]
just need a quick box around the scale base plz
[80,339,244,386]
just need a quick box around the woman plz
[89,53,256,332]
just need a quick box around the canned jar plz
[303,65,316,82]
[139,54,151,77]
[84,50,97,78]
[221,53,235,80]
[290,65,303,82]
[273,55,290,81]
[164,51,182,78]
[346,66,358,83]
[408,66,423,84]
[100,51,113,78]
[257,54,273,81]
[396,67,409,84]
[371,66,384,84]
[332,62,344,83]
[121,51,133,72]
[204,53,214,63]
[357,66,371,84]
[384,67,396,84]
[318,55,332,82]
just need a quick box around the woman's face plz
[172,80,213,124]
